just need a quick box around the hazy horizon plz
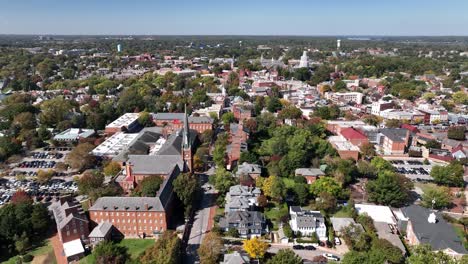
[1,0,467,36]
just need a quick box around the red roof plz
[401,124,419,133]
[340,127,368,140]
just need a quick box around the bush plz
[22,254,33,262]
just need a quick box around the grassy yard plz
[413,182,438,193]
[264,202,289,231]
[80,239,155,264]
[1,239,55,264]
[332,207,353,218]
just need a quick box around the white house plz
[289,206,327,241]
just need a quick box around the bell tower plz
[182,105,193,172]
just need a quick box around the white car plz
[334,237,341,245]
[323,253,340,261]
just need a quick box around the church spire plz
[183,104,190,149]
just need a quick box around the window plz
[66,231,70,236]
[73,229,77,234]
[127,213,130,216]
[100,212,102,215]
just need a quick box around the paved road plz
[269,244,343,262]
[184,174,216,264]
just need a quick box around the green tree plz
[39,96,74,127]
[66,143,96,171]
[360,143,376,158]
[421,186,453,209]
[385,119,401,128]
[209,168,237,194]
[77,170,104,195]
[366,171,412,207]
[431,161,464,187]
[406,244,457,264]
[447,126,466,141]
[267,249,302,264]
[370,157,394,173]
[425,139,441,149]
[103,161,122,176]
[140,231,181,264]
[173,173,198,218]
[310,177,343,198]
[221,112,235,125]
[293,183,309,205]
[452,91,468,105]
[135,176,164,197]
[262,175,286,200]
[94,241,130,264]
[138,111,154,127]
[198,231,223,264]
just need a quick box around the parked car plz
[304,245,316,250]
[334,237,341,245]
[323,253,340,261]
[292,245,304,250]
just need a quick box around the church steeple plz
[183,104,190,149]
[182,105,193,172]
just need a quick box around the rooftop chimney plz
[144,203,149,210]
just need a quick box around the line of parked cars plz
[44,147,72,152]
[30,152,64,159]
[395,167,430,175]
[0,179,78,206]
[18,160,56,169]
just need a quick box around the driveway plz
[269,244,343,262]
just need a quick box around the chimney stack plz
[144,203,149,210]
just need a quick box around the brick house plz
[49,196,90,243]
[377,128,410,155]
[295,168,325,184]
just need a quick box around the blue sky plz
[0,0,467,35]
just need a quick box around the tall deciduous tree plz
[366,171,412,207]
[140,231,181,264]
[198,232,223,264]
[266,249,302,264]
[243,237,269,259]
[94,241,129,264]
[173,173,198,217]
[66,143,96,171]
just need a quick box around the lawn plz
[80,239,155,264]
[413,182,438,193]
[264,202,289,231]
[1,239,55,264]
[332,207,353,218]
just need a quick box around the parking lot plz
[0,178,78,206]
[9,147,72,178]
[386,159,436,181]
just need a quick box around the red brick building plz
[152,113,213,134]
[339,127,369,147]
[49,196,90,243]
[90,167,178,238]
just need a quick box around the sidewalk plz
[50,233,67,264]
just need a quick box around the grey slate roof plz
[236,162,261,177]
[219,211,266,227]
[222,252,250,264]
[89,197,164,212]
[295,168,325,177]
[290,207,325,229]
[127,155,182,175]
[330,217,361,233]
[152,113,213,124]
[380,128,408,142]
[374,222,406,253]
[401,205,467,254]
[89,221,113,238]
[49,197,88,230]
